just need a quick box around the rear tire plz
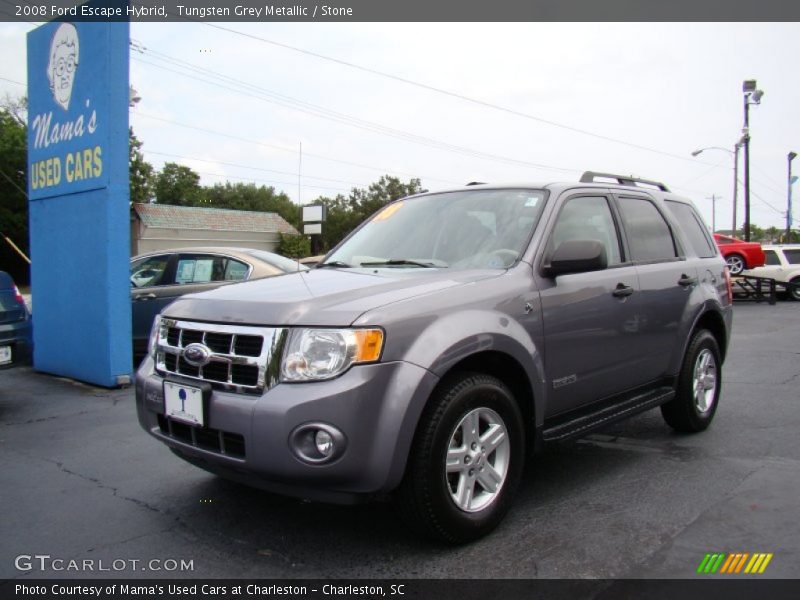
[661,330,721,433]
[725,253,746,275]
[397,372,525,543]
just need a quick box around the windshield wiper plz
[360,259,445,268]
[316,260,354,268]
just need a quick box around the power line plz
[130,50,581,175]
[147,150,369,187]
[204,23,715,166]
[0,76,25,87]
[192,169,352,193]
[132,111,462,185]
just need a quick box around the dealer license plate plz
[0,346,11,365]
[164,382,204,427]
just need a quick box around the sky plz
[1,21,799,231]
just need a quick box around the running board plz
[542,387,675,443]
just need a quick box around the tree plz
[0,101,30,284]
[129,128,155,204]
[155,162,203,206]
[202,181,300,229]
[277,233,310,258]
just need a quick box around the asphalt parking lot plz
[1,300,798,580]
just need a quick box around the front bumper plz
[135,356,438,503]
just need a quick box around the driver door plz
[538,193,646,416]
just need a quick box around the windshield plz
[325,189,546,270]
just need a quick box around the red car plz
[713,234,766,275]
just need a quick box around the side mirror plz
[544,240,608,277]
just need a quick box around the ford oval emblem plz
[183,343,212,367]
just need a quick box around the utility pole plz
[733,141,741,236]
[706,195,719,232]
[298,141,302,206]
[742,80,764,242]
[789,152,797,242]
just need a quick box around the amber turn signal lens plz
[354,329,384,362]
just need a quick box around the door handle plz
[678,274,698,287]
[612,283,635,298]
[133,293,157,301]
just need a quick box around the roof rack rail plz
[579,171,670,192]
[466,181,486,186]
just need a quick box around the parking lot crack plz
[7,448,185,524]
[3,410,94,427]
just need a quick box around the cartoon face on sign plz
[47,23,79,111]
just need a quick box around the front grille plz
[155,319,286,394]
[157,414,246,459]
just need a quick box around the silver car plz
[131,247,306,360]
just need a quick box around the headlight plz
[148,316,164,359]
[281,328,384,381]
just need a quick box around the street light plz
[742,79,764,242]
[691,141,744,234]
[789,151,797,242]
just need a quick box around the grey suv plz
[136,172,733,543]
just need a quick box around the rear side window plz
[764,250,781,266]
[664,201,716,258]
[617,197,677,261]
[175,255,249,284]
[785,249,800,265]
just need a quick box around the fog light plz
[289,423,347,464]
[315,430,334,457]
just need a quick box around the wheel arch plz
[432,351,537,449]
[691,308,729,362]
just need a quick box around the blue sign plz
[27,20,131,387]
[27,22,114,199]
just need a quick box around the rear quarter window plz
[664,200,717,258]
[784,249,800,265]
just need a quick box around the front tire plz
[661,330,721,432]
[397,373,525,543]
[789,277,800,301]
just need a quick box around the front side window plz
[618,197,677,262]
[130,255,169,288]
[548,195,623,266]
[325,189,546,270]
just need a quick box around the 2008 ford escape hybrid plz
[136,172,733,543]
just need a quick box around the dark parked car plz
[713,233,766,275]
[137,173,732,542]
[131,247,306,360]
[0,271,32,369]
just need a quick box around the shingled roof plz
[132,203,299,235]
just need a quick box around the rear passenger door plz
[613,193,696,383]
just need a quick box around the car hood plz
[163,267,504,327]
